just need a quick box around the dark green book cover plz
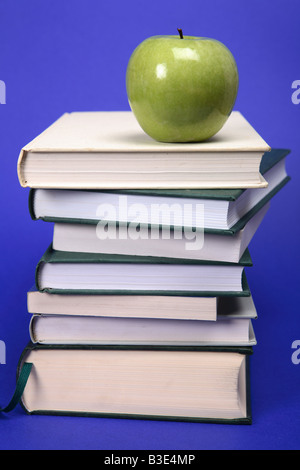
[28,148,290,235]
[17,342,253,425]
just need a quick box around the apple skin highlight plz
[126,34,239,143]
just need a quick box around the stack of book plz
[16,111,290,424]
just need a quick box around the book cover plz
[17,111,270,189]
[17,342,253,425]
[35,244,252,296]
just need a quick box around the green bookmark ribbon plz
[0,362,33,413]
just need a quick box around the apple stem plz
[177,28,184,39]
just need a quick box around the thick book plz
[52,203,269,264]
[27,288,218,321]
[17,111,270,190]
[27,289,219,321]
[18,343,253,424]
[28,295,257,347]
[29,148,290,234]
[35,245,252,296]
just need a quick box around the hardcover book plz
[17,111,270,189]
[29,148,290,234]
[27,288,219,321]
[52,203,269,263]
[35,245,252,296]
[18,343,253,424]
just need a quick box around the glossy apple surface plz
[126,34,239,142]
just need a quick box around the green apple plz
[126,30,239,142]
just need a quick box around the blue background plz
[0,0,299,450]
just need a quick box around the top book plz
[17,111,270,190]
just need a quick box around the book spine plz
[17,148,27,188]
[35,260,44,292]
[28,189,37,220]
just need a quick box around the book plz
[28,148,290,234]
[27,288,219,321]
[17,111,270,190]
[35,245,252,296]
[28,295,257,346]
[52,203,269,263]
[18,343,253,424]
